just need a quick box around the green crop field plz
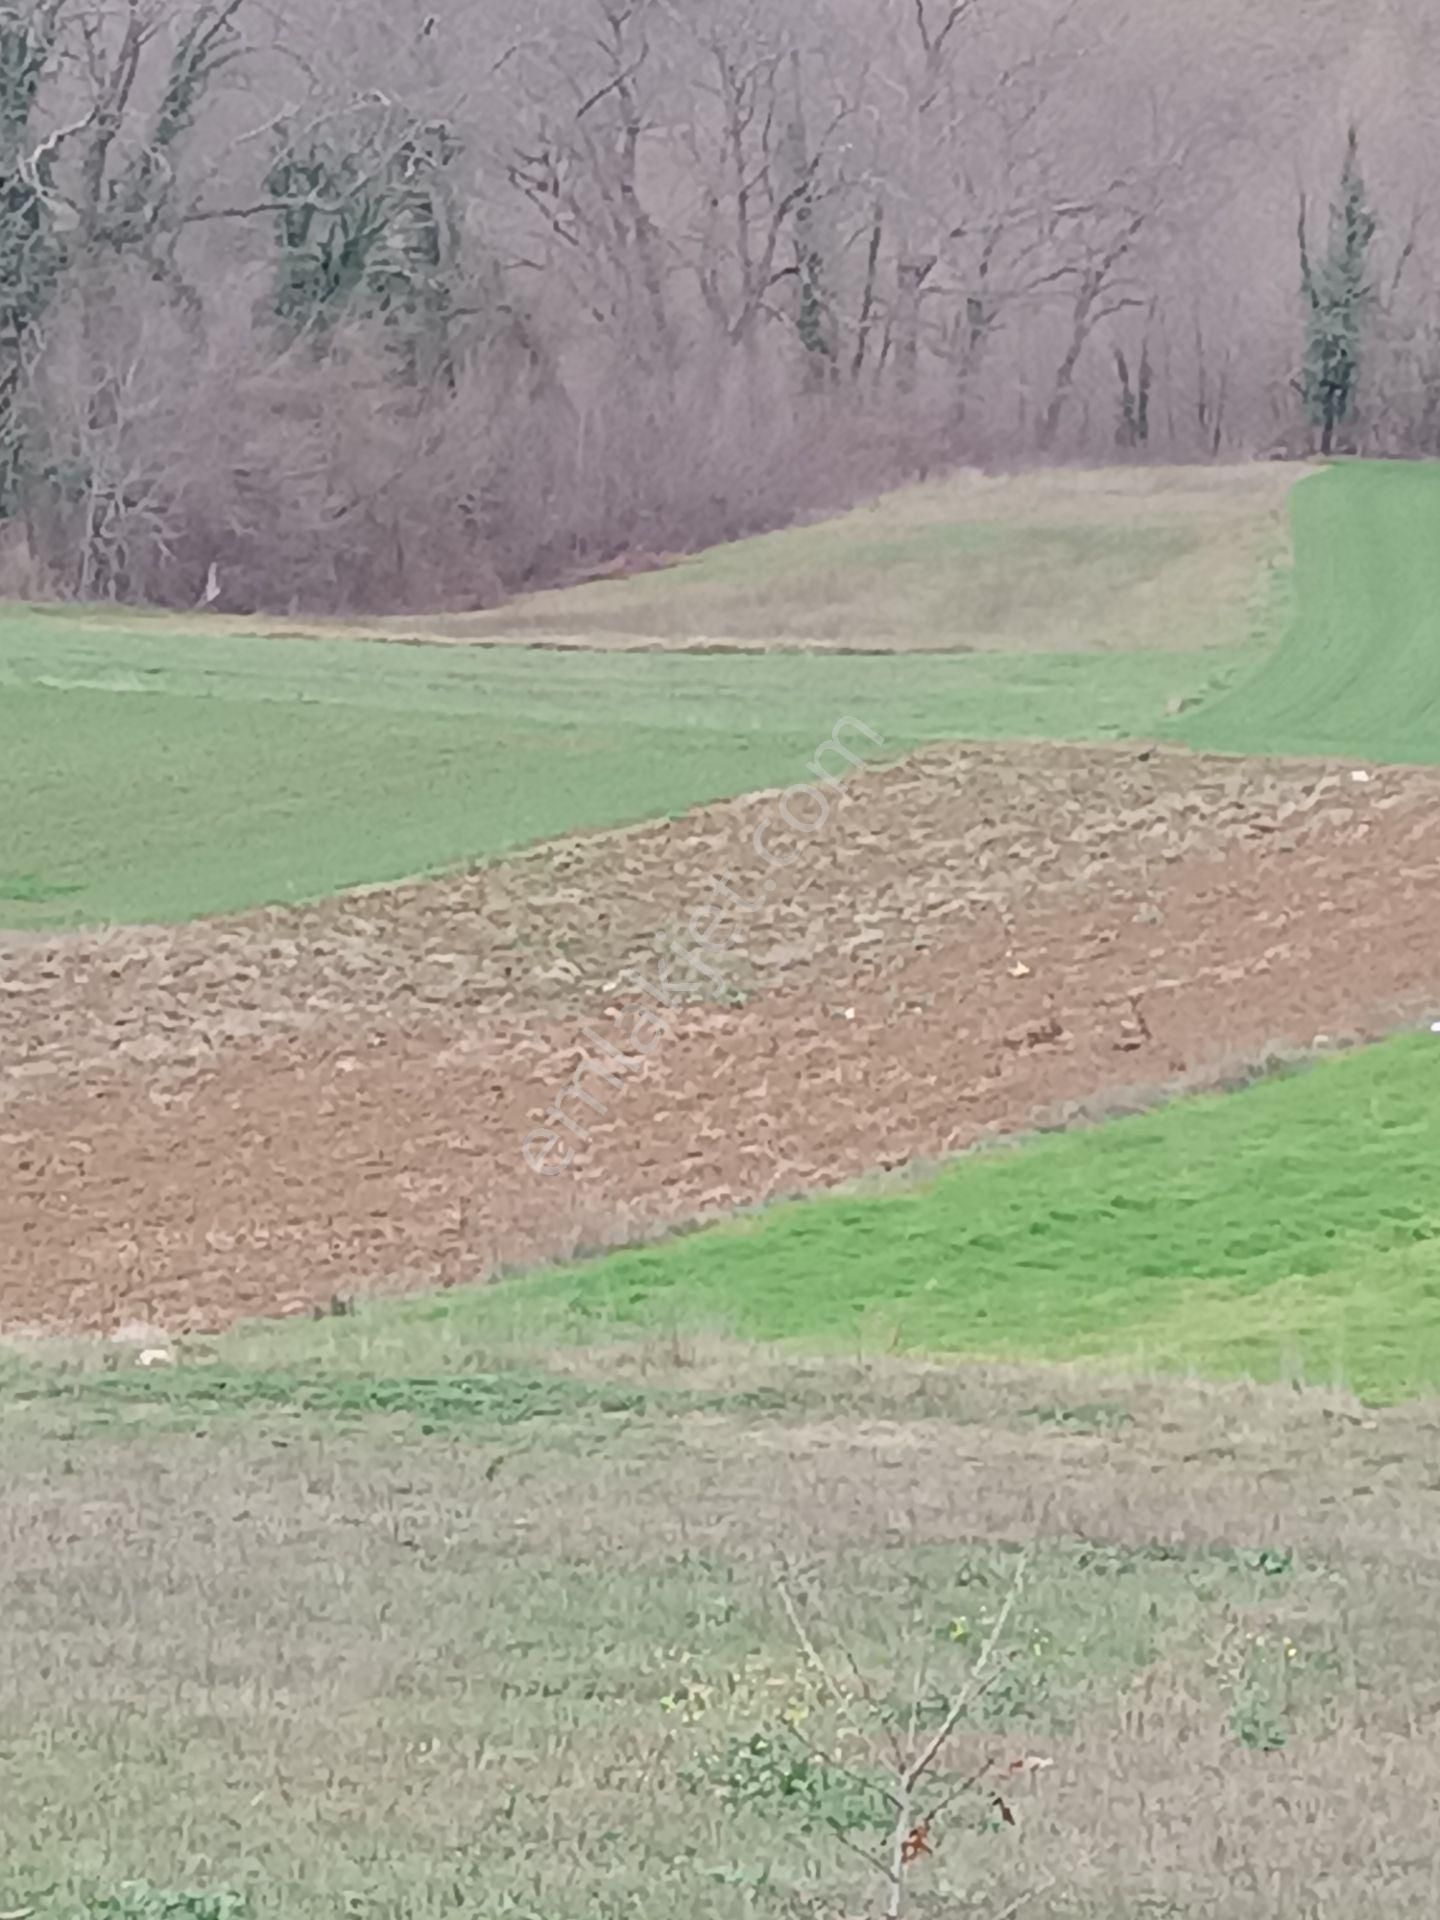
[0,620,1229,928]
[0,463,1286,930]
[1174,460,1440,764]
[5,457,1440,937]
[307,1033,1440,1407]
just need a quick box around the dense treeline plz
[1,0,1437,612]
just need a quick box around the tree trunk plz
[895,256,933,396]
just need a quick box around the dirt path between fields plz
[2,744,1437,1334]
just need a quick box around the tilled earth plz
[3,742,1438,1334]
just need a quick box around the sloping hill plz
[402,464,1296,653]
[2,463,1286,928]
[1175,461,1440,765]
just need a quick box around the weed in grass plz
[673,1563,1044,1915]
[1215,1631,1305,1755]
[69,1891,249,1920]
[685,1730,892,1836]
[17,1365,657,1435]
[1021,1402,1136,1434]
[0,871,84,903]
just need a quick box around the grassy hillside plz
[0,606,1233,931]
[1174,461,1440,763]
[16,457,1440,929]
[407,464,1296,651]
[305,1034,1440,1405]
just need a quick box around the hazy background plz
[1,0,1435,610]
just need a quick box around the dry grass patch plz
[391,463,1302,655]
[2,1339,1439,1917]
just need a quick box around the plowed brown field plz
[3,743,1438,1335]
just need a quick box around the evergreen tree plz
[1298,126,1377,455]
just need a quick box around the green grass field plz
[262,1034,1440,1406]
[1174,461,1440,763]
[0,616,1232,927]
[0,465,1289,929]
[7,461,1440,929]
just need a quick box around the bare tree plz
[3,0,1438,611]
